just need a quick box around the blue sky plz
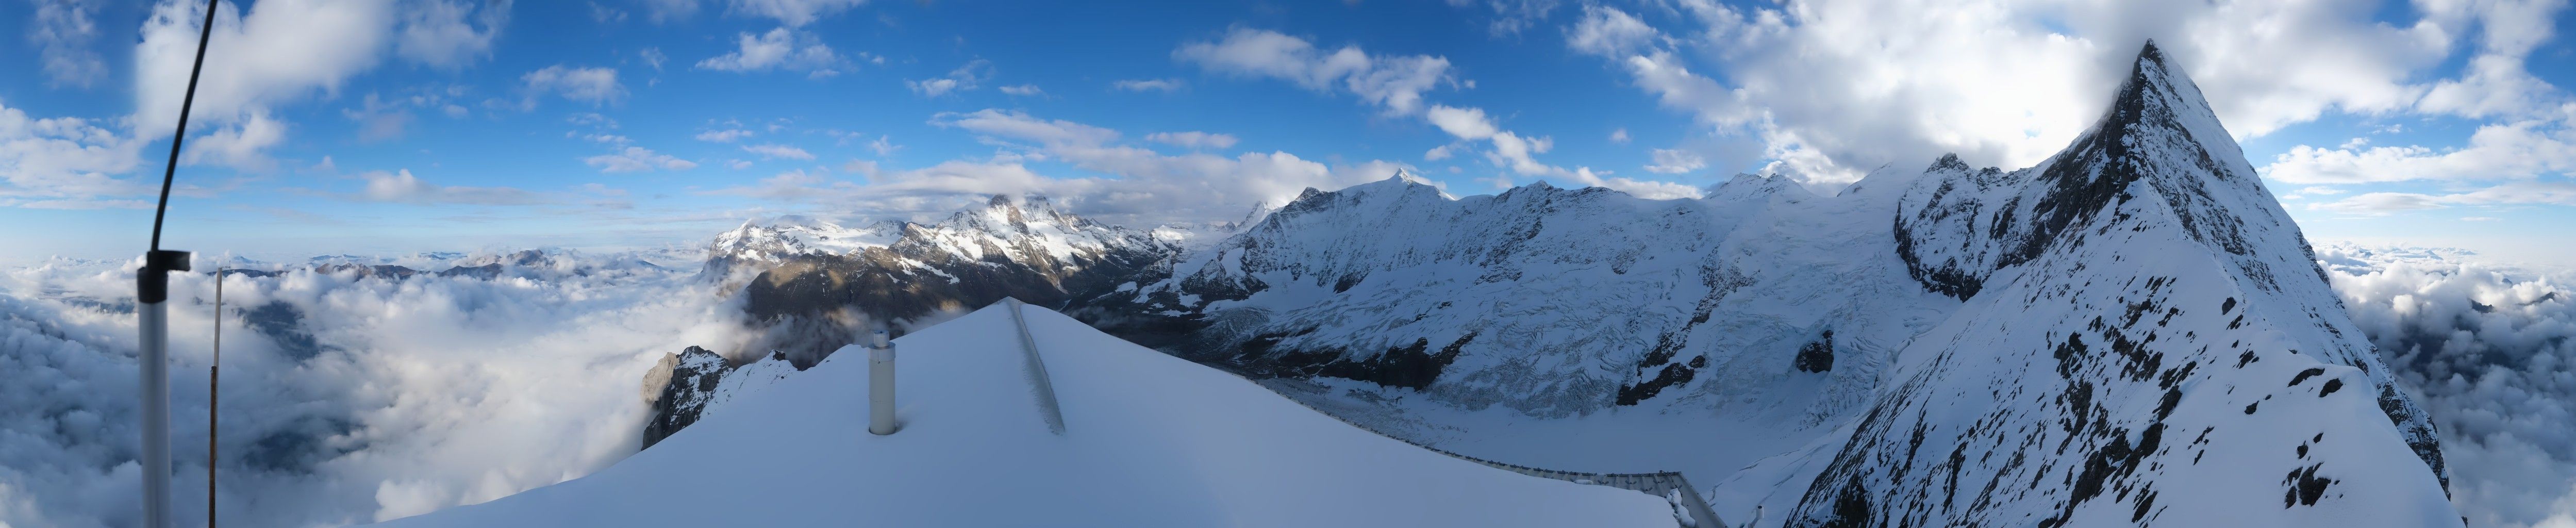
[2,0,2572,266]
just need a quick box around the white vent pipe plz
[867,330,896,435]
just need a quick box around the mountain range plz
[635,42,2456,526]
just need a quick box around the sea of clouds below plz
[0,250,767,527]
[0,245,2571,526]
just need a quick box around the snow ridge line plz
[1002,298,1069,435]
[1261,382,1725,527]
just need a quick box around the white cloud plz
[741,143,814,160]
[1565,4,1656,57]
[2263,120,2576,184]
[359,169,541,204]
[640,47,666,70]
[1554,1,2560,189]
[395,0,511,69]
[2319,246,2576,527]
[1608,127,1630,143]
[2461,216,2501,221]
[583,146,695,173]
[1423,105,1563,177]
[867,135,899,157]
[1175,27,1452,116]
[907,59,990,97]
[695,129,754,142]
[695,27,844,77]
[180,111,288,171]
[999,85,1045,96]
[522,65,626,106]
[2298,186,2348,196]
[1643,148,1706,174]
[1144,131,1239,150]
[30,0,107,87]
[1112,78,1185,92]
[134,0,398,141]
[0,101,145,204]
[2308,182,2576,214]
[0,255,750,526]
[726,0,866,27]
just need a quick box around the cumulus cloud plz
[695,27,845,77]
[740,143,814,160]
[179,111,288,172]
[2322,246,2576,527]
[583,146,695,173]
[1553,1,2564,190]
[521,65,626,106]
[2262,120,2576,184]
[134,0,397,141]
[1608,127,1630,143]
[0,252,751,526]
[1175,27,1452,116]
[1171,28,1669,197]
[1144,131,1238,150]
[0,102,146,205]
[29,0,107,87]
[1112,78,1184,92]
[906,59,990,97]
[395,0,512,69]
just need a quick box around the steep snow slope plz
[371,303,1678,527]
[1713,41,2454,527]
[1073,144,1953,489]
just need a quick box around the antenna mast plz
[140,1,219,527]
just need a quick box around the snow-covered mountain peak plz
[1752,41,2455,527]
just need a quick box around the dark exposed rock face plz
[728,196,1180,367]
[642,346,730,450]
[1796,331,1836,373]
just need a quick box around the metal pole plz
[141,1,219,525]
[867,330,896,435]
[138,298,171,528]
[209,267,221,527]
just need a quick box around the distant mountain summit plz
[708,195,1180,366]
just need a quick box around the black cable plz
[151,0,221,252]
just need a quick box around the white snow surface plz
[369,302,1677,527]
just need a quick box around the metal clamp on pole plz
[867,330,897,435]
